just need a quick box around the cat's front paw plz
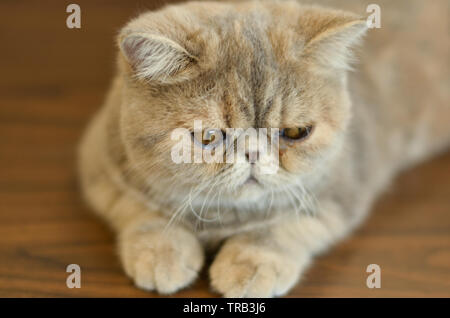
[119,226,204,294]
[209,238,308,297]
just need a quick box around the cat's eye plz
[280,126,313,141]
[192,129,225,149]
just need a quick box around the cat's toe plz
[209,241,306,297]
[132,246,200,293]
[119,228,204,294]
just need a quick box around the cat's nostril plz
[245,151,258,163]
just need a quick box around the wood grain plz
[0,0,449,297]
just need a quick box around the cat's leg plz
[81,168,204,294]
[79,115,204,294]
[209,201,354,297]
[84,175,205,294]
[114,194,204,294]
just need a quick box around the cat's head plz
[115,1,367,211]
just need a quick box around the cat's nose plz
[245,151,259,164]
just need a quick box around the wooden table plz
[0,0,449,297]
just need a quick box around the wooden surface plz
[0,1,449,298]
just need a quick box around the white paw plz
[119,227,204,294]
[210,239,308,297]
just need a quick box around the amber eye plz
[192,129,225,149]
[281,126,313,141]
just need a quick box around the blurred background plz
[0,0,449,297]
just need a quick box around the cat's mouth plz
[245,176,258,183]
[243,175,261,186]
[232,174,265,200]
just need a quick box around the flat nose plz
[245,151,259,163]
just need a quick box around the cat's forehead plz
[122,1,359,128]
[196,14,304,128]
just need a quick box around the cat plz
[78,0,450,297]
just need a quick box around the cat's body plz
[79,0,450,297]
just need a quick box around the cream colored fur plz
[78,0,450,297]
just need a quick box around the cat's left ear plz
[118,32,198,83]
[301,11,368,71]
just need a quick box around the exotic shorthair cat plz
[78,0,449,297]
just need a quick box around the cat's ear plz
[301,10,368,71]
[118,33,197,82]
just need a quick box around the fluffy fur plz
[78,0,450,297]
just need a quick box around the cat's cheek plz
[279,149,313,174]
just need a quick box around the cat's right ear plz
[118,33,197,83]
